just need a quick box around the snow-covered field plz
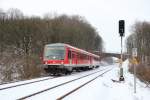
[0,66,109,100]
[64,60,150,100]
[0,60,149,100]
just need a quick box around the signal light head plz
[119,20,125,36]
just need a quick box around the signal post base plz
[119,76,125,81]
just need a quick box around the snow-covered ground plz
[0,60,149,100]
[0,66,108,100]
[64,60,150,100]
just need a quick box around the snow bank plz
[0,60,149,100]
[65,60,150,100]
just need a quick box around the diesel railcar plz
[42,43,100,74]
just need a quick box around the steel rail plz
[0,67,102,91]
[0,77,56,91]
[17,68,111,100]
[0,75,50,86]
[57,68,112,100]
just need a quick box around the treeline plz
[0,8,103,82]
[126,21,150,83]
[126,21,150,64]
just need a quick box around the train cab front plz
[43,44,66,74]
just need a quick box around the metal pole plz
[121,36,123,62]
[119,36,124,81]
[134,58,136,93]
[132,47,137,93]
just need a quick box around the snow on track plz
[0,77,55,91]
[63,60,150,100]
[25,67,113,100]
[0,76,53,87]
[0,66,110,100]
[1,61,149,100]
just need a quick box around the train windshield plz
[44,46,65,60]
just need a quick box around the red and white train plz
[42,43,100,74]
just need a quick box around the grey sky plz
[0,0,150,53]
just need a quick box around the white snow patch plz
[0,60,150,100]
[64,60,150,100]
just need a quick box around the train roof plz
[45,43,99,58]
[45,43,66,47]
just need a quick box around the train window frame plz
[44,46,65,60]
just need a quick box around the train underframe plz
[44,64,99,75]
[44,65,72,75]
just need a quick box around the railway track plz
[0,76,56,91]
[17,67,113,100]
[57,69,112,100]
[0,75,50,86]
[0,66,113,100]
[0,66,107,92]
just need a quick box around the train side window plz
[68,50,71,59]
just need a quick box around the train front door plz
[72,52,77,65]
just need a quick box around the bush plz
[0,46,44,82]
[128,63,150,84]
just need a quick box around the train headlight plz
[45,61,48,64]
[61,61,64,64]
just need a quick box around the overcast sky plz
[0,0,150,53]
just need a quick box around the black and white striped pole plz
[119,20,125,81]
